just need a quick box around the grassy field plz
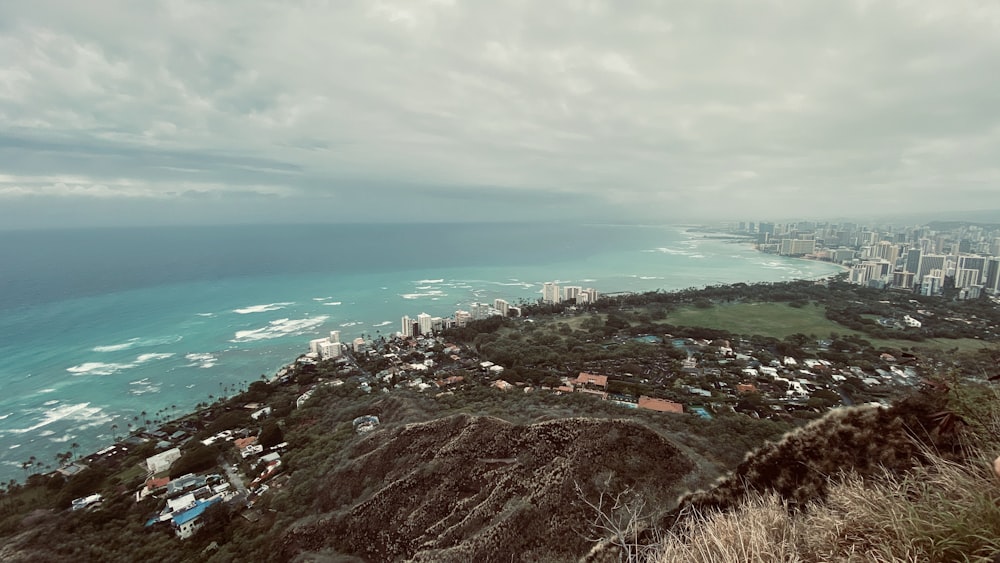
[662,302,989,353]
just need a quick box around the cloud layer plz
[1,0,998,227]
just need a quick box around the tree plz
[258,420,284,450]
[169,444,219,479]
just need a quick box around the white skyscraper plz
[493,298,510,317]
[563,286,582,302]
[542,282,561,304]
[417,312,432,336]
[401,315,413,338]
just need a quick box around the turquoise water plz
[0,223,839,481]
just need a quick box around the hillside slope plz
[279,414,695,562]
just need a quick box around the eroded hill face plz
[280,415,694,562]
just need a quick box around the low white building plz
[146,448,181,474]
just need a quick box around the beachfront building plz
[779,238,816,256]
[579,287,599,304]
[308,331,343,359]
[493,299,510,317]
[470,302,491,321]
[417,313,432,336]
[401,315,414,338]
[542,282,561,304]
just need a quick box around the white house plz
[146,448,181,474]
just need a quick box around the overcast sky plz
[1,0,998,228]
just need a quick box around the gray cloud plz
[0,0,998,228]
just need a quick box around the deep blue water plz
[0,223,840,482]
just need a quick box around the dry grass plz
[655,450,1000,563]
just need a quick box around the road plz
[220,457,248,497]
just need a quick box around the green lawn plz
[662,302,990,353]
[665,302,844,340]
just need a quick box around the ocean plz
[0,223,841,482]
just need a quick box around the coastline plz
[0,224,847,484]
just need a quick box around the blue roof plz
[172,498,221,526]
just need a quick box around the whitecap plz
[67,362,134,376]
[185,353,217,369]
[8,444,19,450]
[196,312,215,317]
[8,403,105,434]
[0,414,9,420]
[50,434,76,443]
[92,338,140,352]
[400,291,447,300]
[231,316,329,343]
[313,296,333,301]
[233,302,294,315]
[136,353,174,363]
[340,321,360,327]
[92,335,182,352]
[39,430,55,437]
[43,400,59,406]
[323,301,342,306]
[129,378,151,386]
[372,321,392,327]
[415,279,444,284]
[38,388,56,394]
[129,384,161,396]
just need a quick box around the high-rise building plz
[957,255,987,279]
[985,258,1000,294]
[779,239,816,256]
[904,248,922,274]
[493,299,510,317]
[417,312,432,336]
[872,241,900,265]
[892,271,915,289]
[470,302,491,321]
[318,340,342,359]
[849,260,892,286]
[920,269,945,296]
[955,268,981,289]
[542,282,561,304]
[401,315,413,338]
[417,313,434,336]
[563,286,582,302]
[454,310,471,326]
[917,254,946,284]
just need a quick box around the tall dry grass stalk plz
[656,448,1000,563]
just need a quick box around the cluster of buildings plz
[541,282,599,305]
[734,220,1000,299]
[400,298,523,338]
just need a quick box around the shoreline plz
[0,231,847,484]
